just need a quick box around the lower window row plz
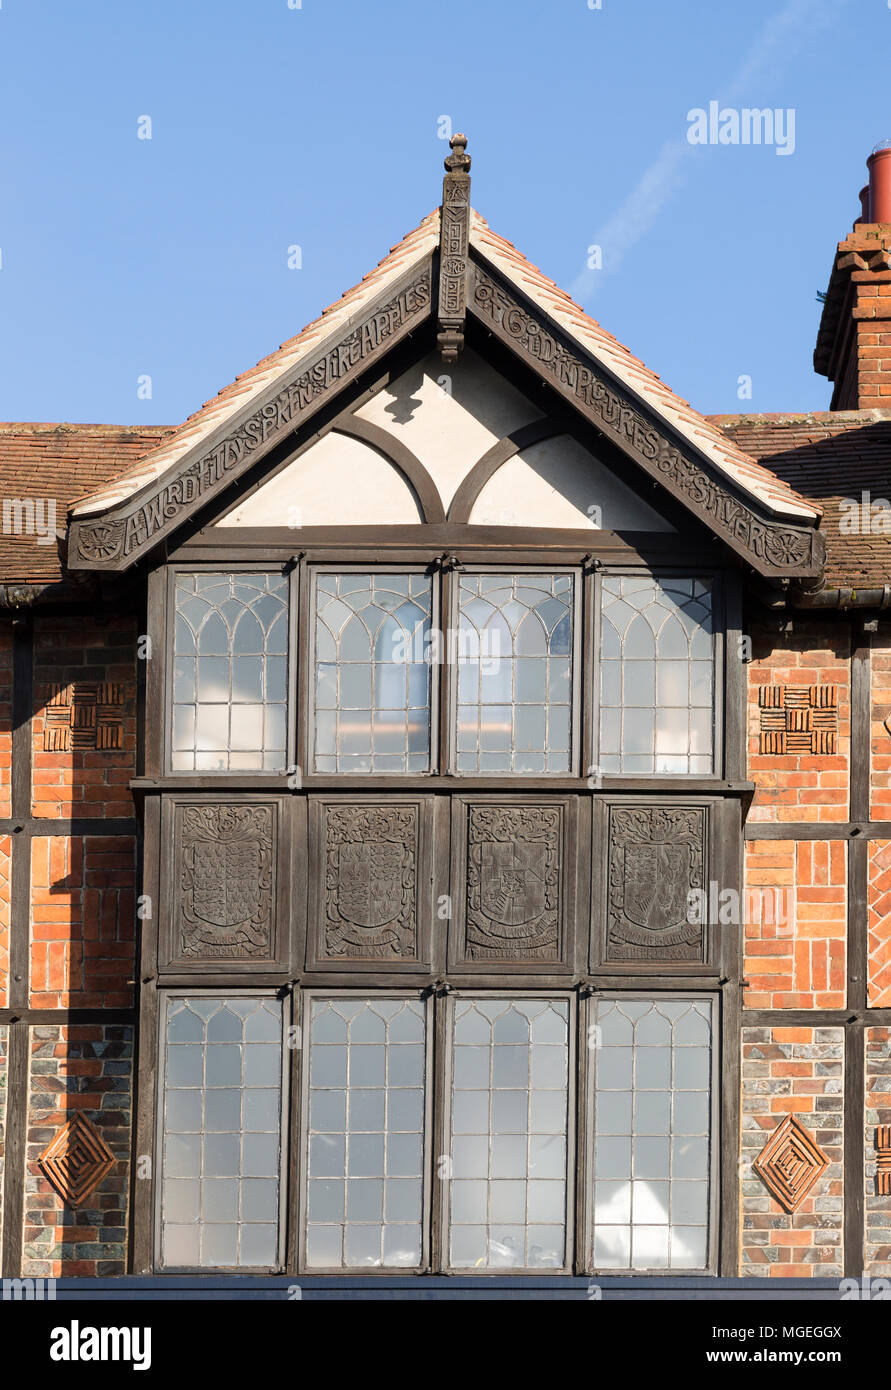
[156,991,718,1274]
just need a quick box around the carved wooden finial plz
[437,131,471,363]
[444,132,471,174]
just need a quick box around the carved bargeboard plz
[323,804,419,961]
[463,804,563,963]
[605,805,706,963]
[175,803,275,961]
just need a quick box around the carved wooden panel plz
[602,803,707,965]
[450,799,573,971]
[162,798,286,972]
[307,799,432,970]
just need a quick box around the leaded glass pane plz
[598,576,715,774]
[172,572,289,772]
[456,574,574,774]
[447,998,570,1269]
[591,997,713,1271]
[305,997,427,1268]
[312,573,432,773]
[159,997,284,1269]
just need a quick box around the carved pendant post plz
[437,133,471,363]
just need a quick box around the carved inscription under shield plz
[178,804,274,959]
[606,805,705,963]
[465,805,562,962]
[324,805,418,960]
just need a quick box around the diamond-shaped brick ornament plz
[753,1114,829,1213]
[37,1113,115,1207]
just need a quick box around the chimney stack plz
[814,143,891,410]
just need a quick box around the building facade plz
[0,137,889,1285]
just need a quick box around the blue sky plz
[0,0,885,425]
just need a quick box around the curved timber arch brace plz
[447,419,568,524]
[335,416,446,524]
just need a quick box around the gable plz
[63,144,824,580]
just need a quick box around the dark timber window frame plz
[134,538,745,1278]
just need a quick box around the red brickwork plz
[868,841,891,1008]
[22,1024,132,1277]
[743,840,846,1009]
[872,636,891,820]
[0,624,12,819]
[29,836,135,1009]
[866,1028,891,1275]
[747,624,850,822]
[31,615,137,819]
[741,1027,844,1277]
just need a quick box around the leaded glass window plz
[455,573,575,774]
[590,997,714,1271]
[599,576,715,775]
[304,996,428,1268]
[172,572,289,772]
[446,997,571,1269]
[313,573,433,773]
[158,995,285,1270]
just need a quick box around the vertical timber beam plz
[1,616,33,1274]
[844,626,870,1275]
[436,133,471,363]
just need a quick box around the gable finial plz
[437,131,471,363]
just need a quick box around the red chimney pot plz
[867,143,891,222]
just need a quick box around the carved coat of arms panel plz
[166,801,279,967]
[314,803,424,965]
[602,804,707,965]
[457,803,567,966]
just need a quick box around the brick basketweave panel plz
[22,1025,132,1278]
[29,836,135,1010]
[0,834,10,1010]
[866,1027,891,1276]
[871,635,891,821]
[741,1027,844,1277]
[868,841,891,1008]
[743,840,846,1010]
[31,615,137,819]
[746,624,850,824]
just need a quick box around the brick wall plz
[743,840,846,1009]
[866,1028,891,1276]
[741,1027,844,1277]
[747,624,850,823]
[31,615,137,819]
[0,625,12,820]
[868,841,891,1008]
[871,635,891,820]
[29,836,135,1009]
[23,1024,133,1278]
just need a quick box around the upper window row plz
[170,569,718,778]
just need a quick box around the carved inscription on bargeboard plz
[464,804,563,962]
[606,804,706,963]
[324,804,418,960]
[176,803,275,960]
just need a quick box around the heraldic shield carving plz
[324,805,417,959]
[466,805,562,962]
[178,803,274,959]
[606,805,705,963]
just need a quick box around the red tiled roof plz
[0,424,171,582]
[709,410,891,588]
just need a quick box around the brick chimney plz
[815,142,891,410]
